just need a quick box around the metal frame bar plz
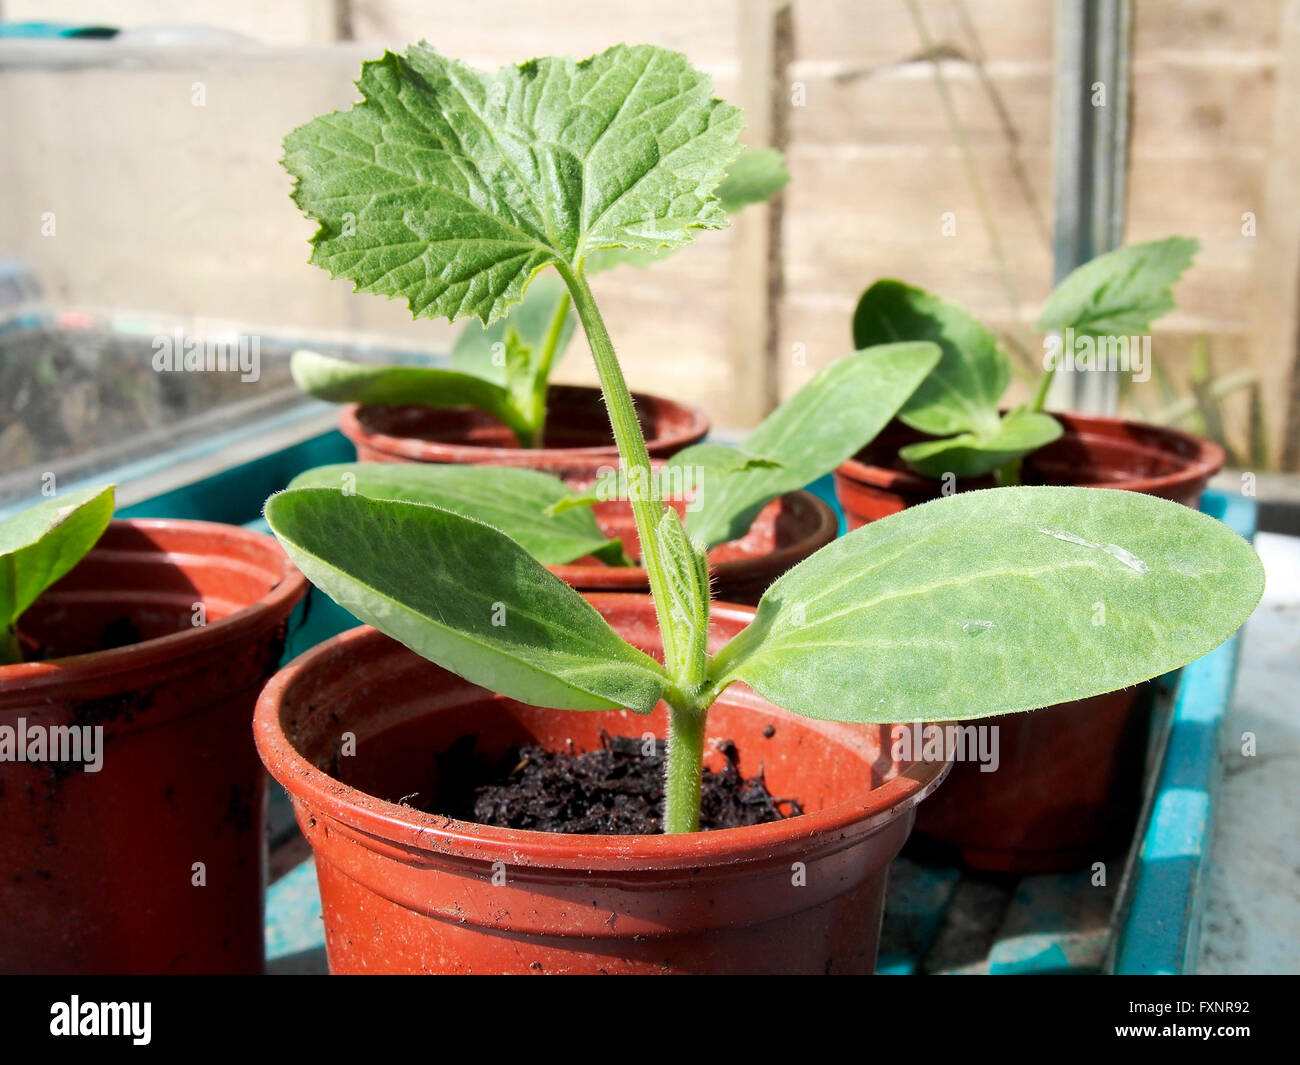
[1050,0,1133,413]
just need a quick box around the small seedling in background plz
[853,237,1199,480]
[289,146,789,448]
[267,43,1263,834]
[0,485,115,665]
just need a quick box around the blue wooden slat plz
[1110,490,1257,974]
[986,872,1114,974]
[0,403,343,521]
[877,859,962,974]
[804,472,847,536]
[116,426,354,525]
[265,860,326,970]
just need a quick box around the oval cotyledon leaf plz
[290,350,536,442]
[706,486,1264,723]
[674,341,941,547]
[288,463,629,566]
[265,488,668,713]
[1,484,116,664]
[897,408,1064,479]
[853,279,1009,439]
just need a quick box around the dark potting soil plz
[20,614,143,663]
[425,732,802,834]
[97,615,143,652]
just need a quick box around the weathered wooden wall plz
[2,0,1296,464]
[780,0,1292,467]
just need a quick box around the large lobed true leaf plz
[675,341,940,547]
[709,486,1264,723]
[265,488,666,713]
[447,146,785,405]
[284,43,743,326]
[584,146,788,272]
[1,485,115,662]
[1037,236,1199,337]
[715,147,790,213]
[288,463,628,566]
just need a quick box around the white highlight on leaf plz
[1038,528,1148,573]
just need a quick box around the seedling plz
[853,237,1199,480]
[288,139,788,448]
[0,485,115,665]
[267,44,1263,834]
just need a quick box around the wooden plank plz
[1133,0,1283,54]
[1130,58,1277,153]
[793,0,1053,64]
[783,214,1051,306]
[348,0,741,66]
[877,858,963,975]
[786,60,1274,160]
[985,872,1116,974]
[725,0,784,423]
[787,61,1054,149]
[774,144,1264,333]
[792,4,1276,145]
[265,858,327,970]
[1250,0,1300,467]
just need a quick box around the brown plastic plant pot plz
[253,595,950,975]
[552,490,837,605]
[338,384,710,483]
[832,411,1224,874]
[0,519,307,975]
[832,411,1226,529]
[908,687,1154,873]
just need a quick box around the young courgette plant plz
[0,485,115,665]
[288,136,788,449]
[265,43,1264,834]
[853,236,1199,480]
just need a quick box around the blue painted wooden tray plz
[102,427,1254,975]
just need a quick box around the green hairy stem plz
[557,262,712,831]
[557,266,684,677]
[663,705,708,833]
